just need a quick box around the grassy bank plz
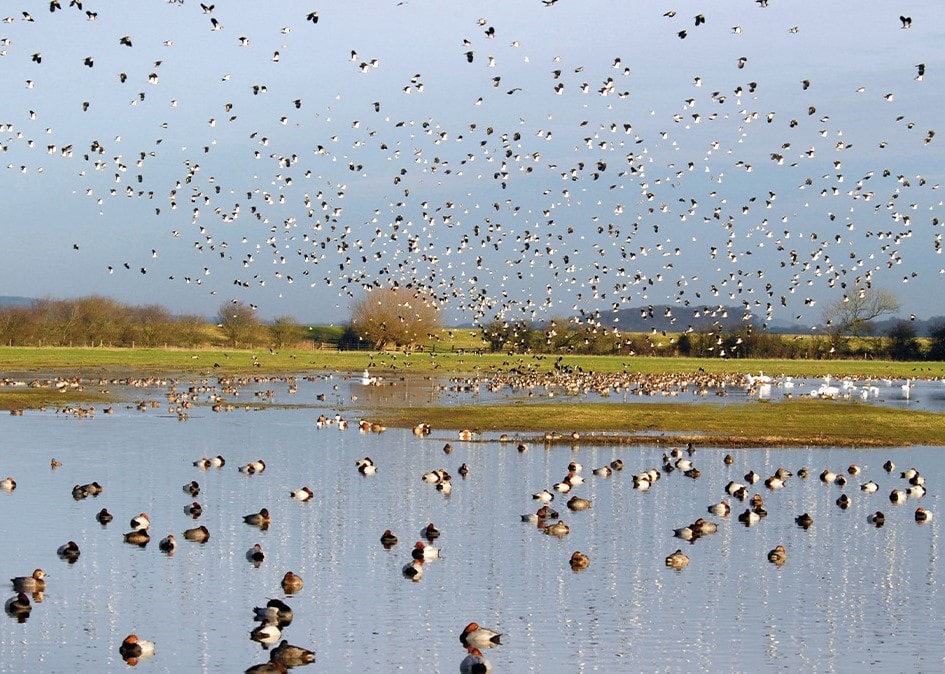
[369,399,945,448]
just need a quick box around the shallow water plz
[0,374,942,673]
[355,371,945,413]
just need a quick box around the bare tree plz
[269,316,303,348]
[349,287,441,349]
[823,285,899,338]
[128,304,175,347]
[176,314,210,348]
[35,298,82,345]
[76,295,125,346]
[0,305,39,346]
[217,300,261,347]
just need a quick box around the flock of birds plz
[0,2,940,328]
[743,370,918,401]
[515,440,934,577]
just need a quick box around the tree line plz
[0,296,308,349]
[480,317,945,361]
[1,289,943,360]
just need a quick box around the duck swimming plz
[246,543,265,564]
[665,549,689,569]
[566,496,592,511]
[239,459,267,474]
[270,639,315,667]
[11,569,46,593]
[412,541,441,561]
[673,525,694,541]
[569,551,591,570]
[185,502,203,517]
[356,457,377,476]
[692,518,718,536]
[243,508,271,527]
[738,509,761,526]
[380,530,398,548]
[281,571,303,594]
[532,489,554,503]
[460,622,502,648]
[56,541,80,562]
[795,513,814,529]
[129,513,150,531]
[708,500,731,516]
[254,598,293,626]
[402,559,423,581]
[543,520,570,537]
[123,530,150,546]
[522,505,559,523]
[183,525,210,542]
[290,487,314,501]
[890,489,907,504]
[767,545,787,566]
[119,634,155,661]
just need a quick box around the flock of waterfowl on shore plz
[470,368,934,404]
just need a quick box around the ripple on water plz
[0,377,940,672]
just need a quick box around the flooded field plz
[0,372,942,673]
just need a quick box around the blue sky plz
[0,1,941,326]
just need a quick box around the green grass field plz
[1,345,943,378]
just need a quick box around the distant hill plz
[600,304,759,333]
[0,296,35,308]
[869,316,945,338]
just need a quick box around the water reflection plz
[4,593,32,623]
